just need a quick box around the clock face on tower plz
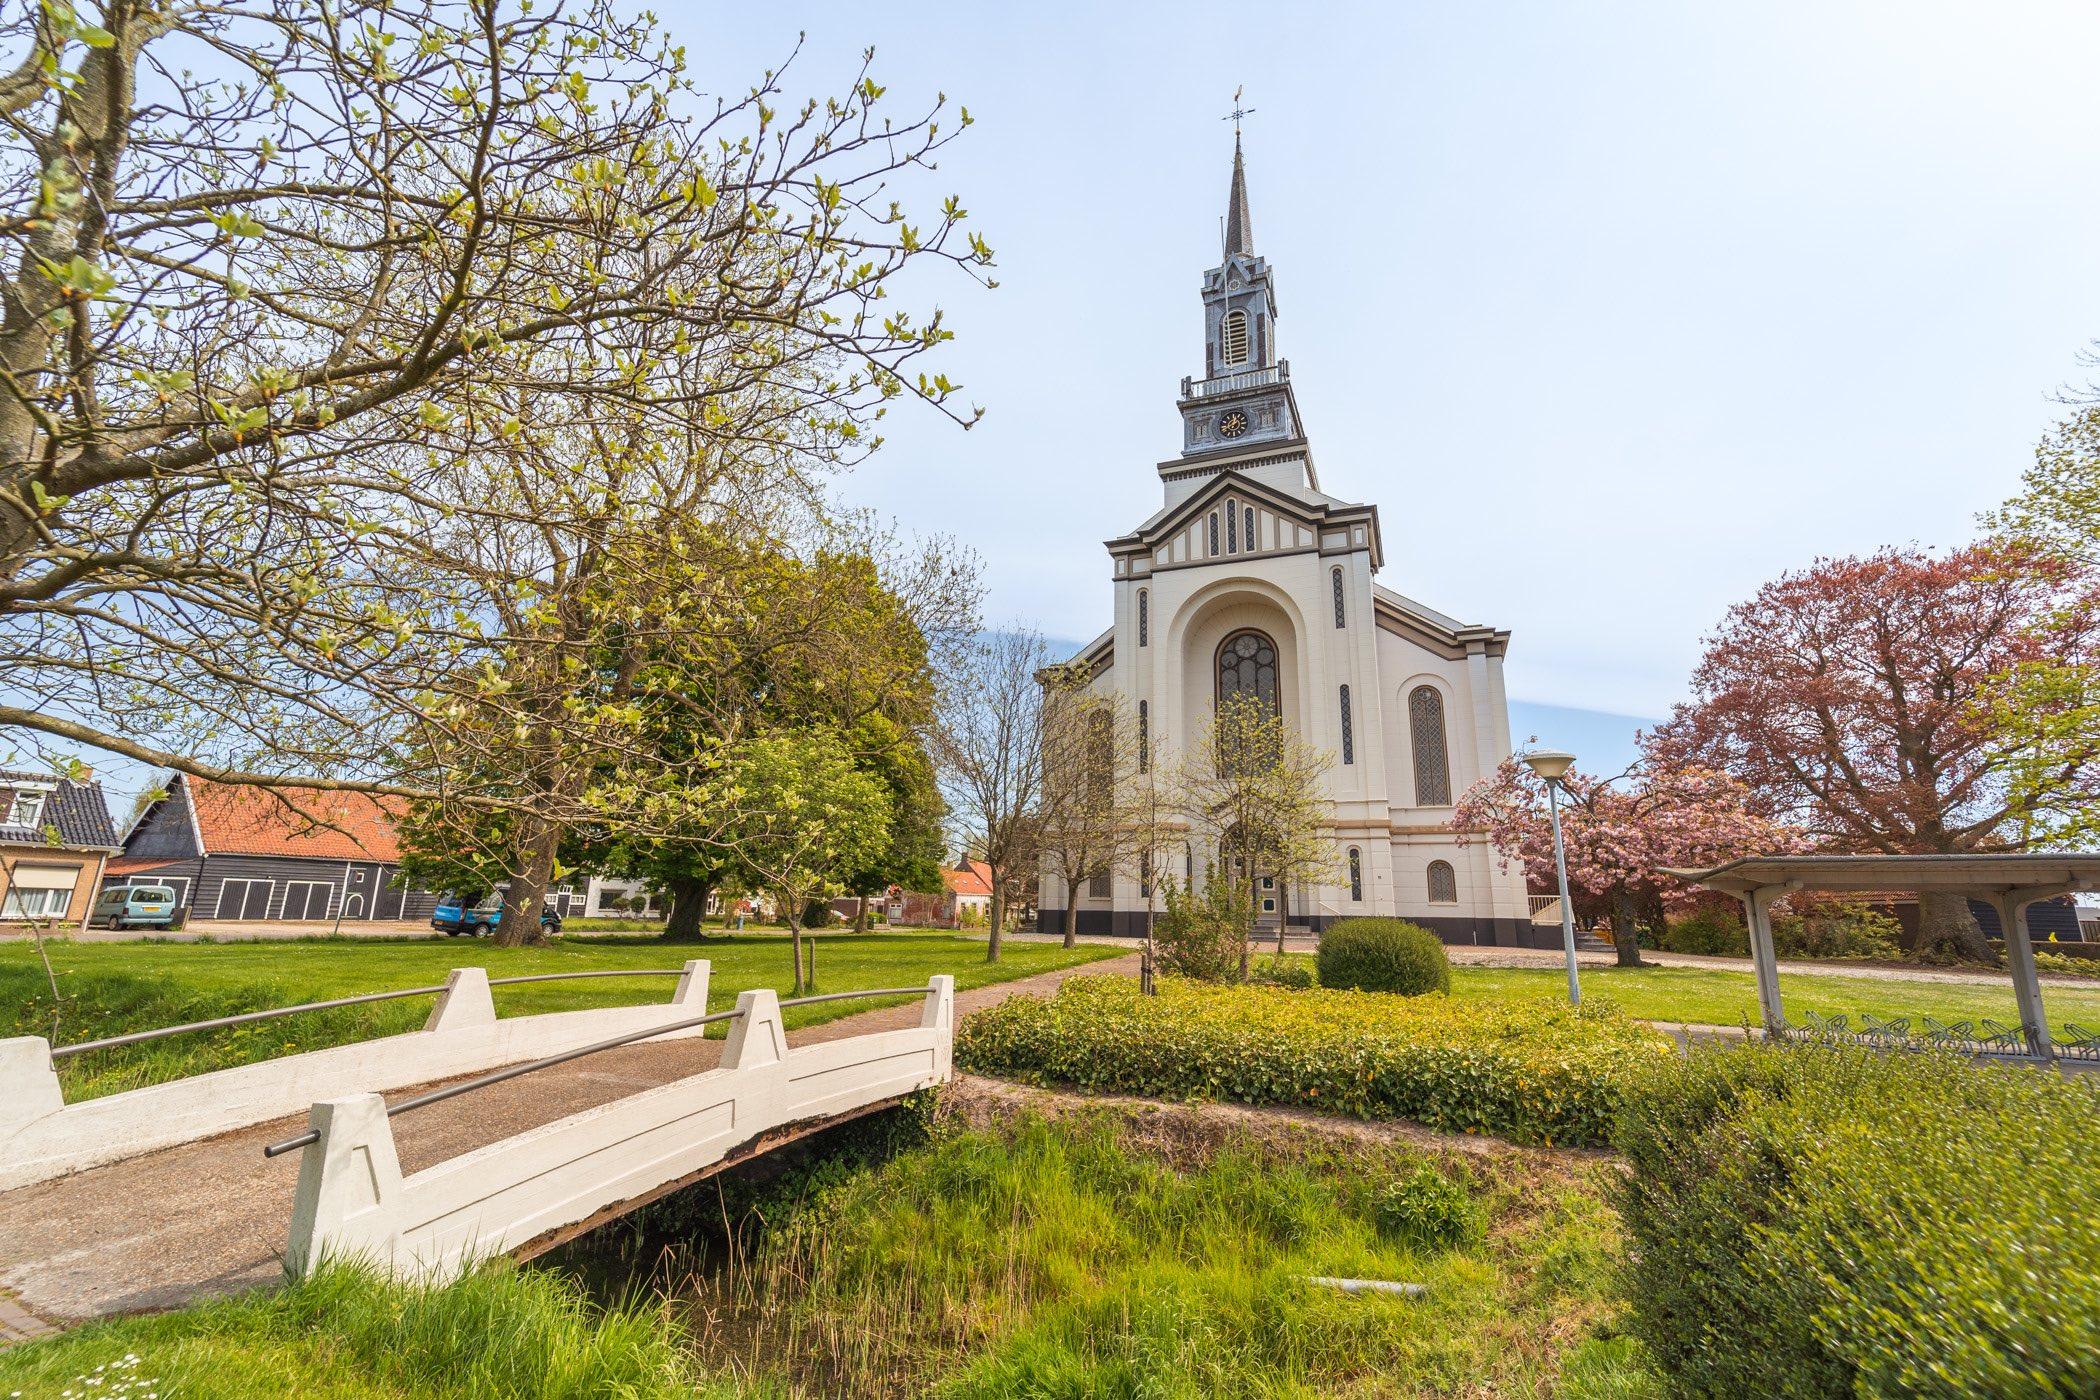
[1219,410,1249,439]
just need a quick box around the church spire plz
[1223,132,1253,257]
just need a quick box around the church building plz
[1038,134,1535,945]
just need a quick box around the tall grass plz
[0,1261,702,1399]
[597,1109,1656,1398]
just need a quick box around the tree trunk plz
[1917,889,1995,965]
[1610,888,1645,968]
[1276,879,1290,955]
[1061,873,1078,950]
[786,889,806,994]
[854,895,871,933]
[494,814,561,947]
[986,877,1005,962]
[663,876,711,942]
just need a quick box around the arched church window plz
[1245,506,1256,551]
[1216,629,1280,726]
[1222,309,1249,366]
[1137,589,1148,647]
[1137,699,1149,773]
[1208,512,1219,556]
[1427,860,1458,904]
[1226,500,1238,553]
[1409,685,1452,806]
[1088,867,1111,899]
[1339,684,1354,765]
[1348,847,1363,902]
[1332,568,1346,628]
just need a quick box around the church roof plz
[1224,133,1253,256]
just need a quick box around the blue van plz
[431,894,562,937]
[90,884,180,930]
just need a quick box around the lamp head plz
[1523,749,1577,783]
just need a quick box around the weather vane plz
[1223,85,1255,135]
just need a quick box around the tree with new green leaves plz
[1171,693,1336,977]
[0,2,991,811]
[698,731,890,995]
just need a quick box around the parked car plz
[431,893,563,937]
[89,884,180,930]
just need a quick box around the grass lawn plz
[1449,961,2100,1034]
[1,932,1124,1100]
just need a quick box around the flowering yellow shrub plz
[957,975,1671,1147]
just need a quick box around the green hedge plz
[957,975,1671,1147]
[1614,1043,2100,1397]
[1317,918,1450,995]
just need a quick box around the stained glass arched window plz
[1348,847,1363,902]
[1339,684,1354,765]
[1226,500,1238,553]
[1216,630,1280,714]
[1137,589,1148,647]
[1427,860,1458,904]
[1137,699,1149,773]
[1244,506,1256,551]
[1409,685,1452,806]
[1208,512,1219,555]
[1332,567,1346,628]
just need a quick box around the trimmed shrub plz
[1659,906,1748,956]
[1770,898,1903,961]
[1373,1162,1481,1252]
[1614,1044,2100,1397]
[1316,918,1450,996]
[958,975,1671,1146]
[1153,876,1246,983]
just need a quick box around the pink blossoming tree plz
[1454,756,1797,967]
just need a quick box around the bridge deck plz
[0,954,1138,1336]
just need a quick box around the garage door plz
[282,881,333,920]
[214,878,273,920]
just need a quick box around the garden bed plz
[957,975,1674,1147]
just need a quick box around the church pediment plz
[1106,468,1382,575]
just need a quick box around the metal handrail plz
[49,969,690,1059]
[260,980,941,1159]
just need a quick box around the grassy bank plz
[0,933,1122,1100]
[0,1262,702,1399]
[570,1100,1658,1397]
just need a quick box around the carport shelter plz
[1663,854,2100,1063]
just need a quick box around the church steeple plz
[1224,133,1253,257]
[1173,128,1302,463]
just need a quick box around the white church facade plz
[1037,134,1538,946]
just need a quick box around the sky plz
[683,1,2100,777]
[45,2,2100,814]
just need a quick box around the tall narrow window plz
[1332,567,1346,628]
[1140,851,1153,899]
[1137,589,1149,647]
[1226,499,1238,553]
[1348,847,1363,902]
[1208,512,1220,555]
[1222,309,1249,365]
[1088,868,1111,899]
[1245,506,1256,551]
[1427,860,1458,904]
[1339,684,1354,765]
[1137,699,1150,773]
[1409,685,1452,806]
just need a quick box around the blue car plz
[431,894,563,937]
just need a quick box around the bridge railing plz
[0,962,714,1190]
[283,977,955,1280]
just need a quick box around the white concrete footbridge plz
[0,963,959,1333]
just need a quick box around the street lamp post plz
[1523,749,1582,1005]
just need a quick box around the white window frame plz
[4,791,46,828]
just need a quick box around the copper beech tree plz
[1647,542,2100,963]
[0,0,991,806]
[1454,756,1796,967]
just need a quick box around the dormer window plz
[1222,309,1249,366]
[4,791,46,828]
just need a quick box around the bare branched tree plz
[1033,666,1144,951]
[932,629,1052,961]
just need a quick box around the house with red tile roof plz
[879,858,996,929]
[104,773,442,923]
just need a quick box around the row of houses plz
[0,770,662,928]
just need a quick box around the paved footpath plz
[0,953,1137,1340]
